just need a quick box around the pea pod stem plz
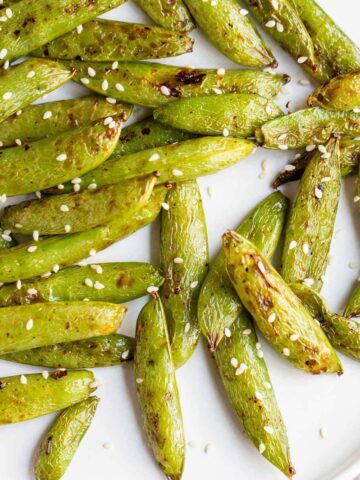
[135,0,194,33]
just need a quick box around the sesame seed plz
[230,358,238,368]
[16,280,22,289]
[235,363,248,375]
[319,427,327,439]
[5,8,12,18]
[217,68,225,75]
[85,278,93,287]
[212,87,222,95]
[184,322,191,333]
[94,281,105,290]
[56,153,67,162]
[64,225,71,233]
[321,176,331,182]
[43,111,52,120]
[174,257,184,264]
[33,231,39,241]
[315,187,323,199]
[103,442,115,450]
[58,184,64,190]
[60,204,69,212]
[204,443,215,454]
[106,97,117,104]
[354,196,360,203]
[349,261,360,269]
[161,202,170,211]
[101,80,109,91]
[306,144,316,152]
[354,108,360,113]
[3,91,12,100]
[42,371,49,379]
[279,144,288,150]
[289,240,297,250]
[298,79,310,85]
[259,443,266,454]
[147,286,159,294]
[108,121,116,129]
[20,375,27,385]
[71,177,82,184]
[74,185,80,193]
[224,327,231,338]
[264,426,274,434]
[0,15,7,21]
[284,164,296,172]
[80,78,90,85]
[276,22,284,32]
[27,288,37,295]
[302,243,310,255]
[240,8,248,15]
[318,145,327,154]
[41,272,52,278]
[268,312,276,323]
[112,61,119,70]
[87,67,96,77]
[265,20,276,28]
[257,261,266,274]
[348,321,357,330]
[35,190,41,199]
[77,261,87,266]
[172,169,183,177]
[121,350,129,359]
[136,378,144,384]
[88,183,97,190]
[255,391,263,401]
[53,264,60,273]
[160,85,171,96]
[257,350,264,358]
[265,105,272,115]
[0,193,7,203]
[76,24,83,33]
[26,319,34,330]
[243,328,252,336]
[27,245,37,253]
[115,83,125,92]
[0,48,7,59]
[104,116,113,125]
[149,153,160,161]
[290,333,299,341]
[222,128,229,137]
[27,70,35,79]
[297,56,308,64]
[1,233,11,241]
[283,347,290,356]
[89,248,96,256]
[15,138,22,146]
[321,275,328,284]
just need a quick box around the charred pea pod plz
[308,72,360,111]
[344,284,360,319]
[135,0,194,33]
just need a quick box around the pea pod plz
[0,96,132,148]
[198,192,288,350]
[344,284,360,319]
[255,107,360,149]
[0,187,166,283]
[35,396,99,480]
[183,0,275,67]
[308,72,360,111]
[281,136,340,291]
[0,263,163,306]
[1,334,134,368]
[160,181,208,368]
[223,231,342,374]
[135,0,194,33]
[0,117,122,197]
[0,0,127,62]
[0,228,16,250]
[61,60,290,107]
[135,295,185,479]
[0,371,95,425]
[154,94,283,137]
[2,175,157,235]
[0,58,73,124]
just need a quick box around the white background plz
[1,1,360,479]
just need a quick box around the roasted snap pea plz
[1,334,135,368]
[281,136,340,291]
[184,0,275,67]
[0,118,122,197]
[0,228,16,250]
[223,232,342,374]
[135,0,194,33]
[345,284,360,319]
[0,370,96,425]
[135,295,185,479]
[0,0,127,62]
[33,20,193,61]
[0,301,126,354]
[255,107,360,149]
[160,181,208,368]
[0,96,132,148]
[61,60,289,107]
[0,187,166,283]
[0,263,163,306]
[198,192,288,350]
[0,58,73,124]
[154,94,283,137]
[35,396,99,480]
[2,175,157,235]
[308,72,360,111]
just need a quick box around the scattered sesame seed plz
[56,153,67,162]
[115,83,125,92]
[42,371,49,379]
[265,105,272,115]
[87,66,96,77]
[235,363,248,376]
[147,286,159,294]
[0,15,7,21]
[60,204,69,212]
[53,264,60,273]
[64,224,71,233]
[88,183,97,190]
[16,280,22,289]
[161,202,170,211]
[321,275,328,284]
[302,243,310,255]
[73,183,80,192]
[27,288,37,295]
[268,312,276,323]
[257,261,266,274]
[33,231,39,241]
[43,110,52,120]
[298,79,311,86]
[283,347,290,357]
[26,319,34,330]
[349,261,360,270]
[348,321,357,330]
[5,8,12,18]
[0,48,7,59]
[276,22,284,32]
[306,144,316,152]
[190,280,199,289]
[160,85,171,96]
[315,187,323,199]
[27,70,36,79]
[71,177,82,184]
[230,358,238,368]
[289,240,297,250]
[80,78,90,85]
[84,278,93,287]
[217,67,225,75]
[3,91,12,100]
[76,24,83,33]
[184,322,191,333]
[318,145,327,154]
[174,257,184,264]
[290,333,300,341]
[297,56,308,64]
[354,196,360,203]
[222,127,229,137]
[27,245,37,253]
[172,169,183,177]
[284,164,296,172]
[121,350,129,359]
[20,375,27,385]
[104,116,113,125]
[1,233,11,241]
[149,153,160,161]
[14,138,22,146]
[58,184,64,190]
[319,427,327,439]
[243,329,252,336]
[0,193,7,203]
[103,442,115,450]
[265,20,276,28]
[136,378,144,384]
[101,79,109,91]
[257,350,264,358]
[204,443,215,454]
[259,443,266,454]
[279,144,288,150]
[94,281,105,290]
[89,248,96,256]
[95,265,102,274]
[35,190,41,199]
[264,425,274,434]
[240,8,248,15]
[106,97,116,104]
[212,87,223,95]
[42,272,52,278]
[255,391,263,401]
[112,61,119,70]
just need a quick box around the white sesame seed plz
[101,80,109,91]
[302,243,310,255]
[3,91,12,100]
[184,322,191,333]
[222,327,230,339]
[319,427,327,439]
[172,169,183,177]
[283,347,290,357]
[112,61,119,70]
[290,333,300,341]
[217,68,225,75]
[160,85,171,96]
[284,164,296,172]
[297,56,308,64]
[255,391,263,401]
[103,442,115,450]
[1,233,11,242]
[42,371,49,379]
[354,196,360,203]
[321,275,328,284]
[348,321,357,330]
[74,185,80,193]
[34,190,41,199]
[104,116,113,125]
[56,153,67,162]
[71,177,82,184]
[174,257,184,264]
[259,443,266,454]
[279,144,288,150]
[298,79,310,86]
[87,67,96,77]
[85,278,93,287]
[60,204,69,213]
[349,261,360,270]
[240,8,248,15]
[43,110,52,120]
[230,358,238,368]
[276,22,284,32]
[268,312,276,323]
[265,105,272,115]
[77,261,87,267]
[26,319,34,330]
[265,20,276,28]
[0,48,7,59]
[14,138,22,146]
[257,261,266,274]
[243,328,252,336]
[26,70,36,79]
[147,286,159,294]
[318,145,327,154]
[89,248,96,256]
[108,121,116,129]
[289,240,297,250]
[94,281,105,290]
[53,264,60,273]
[80,78,90,85]
[27,245,37,253]
[41,272,52,278]
[149,153,160,162]
[58,184,64,190]
[257,350,264,358]
[354,108,360,113]
[204,443,215,454]
[121,350,129,359]
[321,177,331,183]
[212,87,223,95]
[88,183,97,190]
[16,280,22,289]
[76,24,83,33]
[264,425,274,434]
[20,375,27,385]
[0,193,7,203]
[222,128,229,137]
[27,288,37,295]
[306,144,316,152]
[136,378,143,384]
[315,187,323,199]
[115,83,125,92]
[106,97,117,104]
[235,363,248,375]
[5,8,12,18]
[161,202,170,211]
[32,230,39,241]
[0,15,7,21]
[64,224,71,233]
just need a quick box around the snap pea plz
[198,192,288,350]
[184,0,275,67]
[154,94,283,137]
[255,107,360,149]
[160,181,208,368]
[0,187,166,283]
[0,228,16,249]
[34,396,99,480]
[0,0,127,62]
[0,117,122,197]
[223,232,342,374]
[0,96,132,148]
[61,60,290,107]
[135,0,194,33]
[281,136,340,291]
[1,334,135,368]
[0,371,95,425]
[308,72,360,111]
[135,295,185,479]
[344,284,360,319]
[32,20,193,61]
[0,58,73,124]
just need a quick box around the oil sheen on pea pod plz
[153,94,283,137]
[0,187,166,283]
[160,181,208,368]
[0,370,96,425]
[281,136,340,291]
[255,107,360,149]
[345,284,360,319]
[308,72,360,111]
[0,263,163,306]
[0,117,122,197]
[1,334,135,368]
[0,58,74,123]
[135,0,194,32]
[223,231,342,375]
[214,310,294,477]
[291,282,360,362]
[34,396,99,480]
[2,175,157,235]
[0,0,127,62]
[0,228,16,249]
[32,20,194,61]
[135,295,185,479]
[0,96,132,148]
[60,60,289,107]
[184,0,275,67]
[198,192,288,350]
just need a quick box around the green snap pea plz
[308,72,360,111]
[154,94,283,137]
[1,334,135,368]
[60,60,290,107]
[135,0,194,33]
[223,232,342,374]
[255,107,360,149]
[198,192,288,350]
[135,295,185,479]
[0,228,16,249]
[0,58,73,124]
[34,396,99,480]
[160,181,208,368]
[281,136,340,291]
[184,0,275,67]
[344,284,360,319]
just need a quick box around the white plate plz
[0,1,360,479]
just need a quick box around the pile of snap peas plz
[0,0,359,478]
